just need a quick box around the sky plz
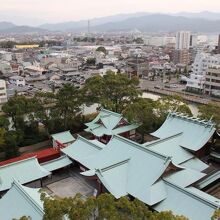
[0,0,220,26]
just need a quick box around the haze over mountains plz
[0,11,220,34]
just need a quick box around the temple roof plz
[0,157,51,191]
[85,108,139,137]
[151,112,216,152]
[0,180,44,220]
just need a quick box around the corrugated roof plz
[41,155,72,172]
[0,180,44,220]
[0,157,51,191]
[151,112,216,152]
[51,131,75,144]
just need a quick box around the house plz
[9,75,26,87]
[84,109,139,143]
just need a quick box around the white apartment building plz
[176,31,191,50]
[0,51,12,61]
[186,53,220,92]
[0,79,7,104]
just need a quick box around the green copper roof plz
[0,180,44,220]
[143,133,209,171]
[51,131,75,144]
[153,181,220,220]
[0,157,51,191]
[151,112,216,152]
[163,169,206,188]
[41,155,72,172]
[179,158,209,172]
[61,135,104,167]
[85,109,139,137]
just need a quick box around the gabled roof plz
[61,135,104,168]
[143,133,209,171]
[85,108,139,137]
[153,180,220,220]
[80,135,172,206]
[41,155,72,172]
[0,157,51,191]
[151,112,216,152]
[0,180,44,220]
[51,130,75,144]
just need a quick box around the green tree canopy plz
[124,98,156,142]
[198,104,220,131]
[42,193,188,220]
[83,71,142,113]
[96,46,107,54]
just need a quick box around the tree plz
[124,98,156,143]
[55,84,82,130]
[0,116,10,130]
[212,209,220,220]
[154,95,192,127]
[42,193,188,220]
[2,95,29,130]
[198,104,220,131]
[33,92,57,135]
[86,58,96,66]
[3,131,21,159]
[96,46,107,55]
[83,72,142,113]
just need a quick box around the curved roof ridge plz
[113,135,169,161]
[76,135,103,150]
[164,179,220,209]
[169,112,215,127]
[12,179,44,215]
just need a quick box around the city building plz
[186,53,220,93]
[0,79,7,104]
[176,31,191,50]
[9,75,26,87]
[204,65,220,97]
[172,49,189,65]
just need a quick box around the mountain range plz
[0,11,220,34]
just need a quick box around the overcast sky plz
[0,0,220,26]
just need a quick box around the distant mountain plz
[38,13,220,33]
[0,22,47,34]
[175,11,220,21]
[39,12,152,31]
[0,21,16,30]
[89,14,220,33]
[1,12,220,33]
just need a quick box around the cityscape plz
[0,1,220,220]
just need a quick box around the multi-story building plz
[0,79,7,104]
[173,31,191,65]
[172,49,189,65]
[186,53,220,93]
[204,65,220,97]
[176,31,191,50]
